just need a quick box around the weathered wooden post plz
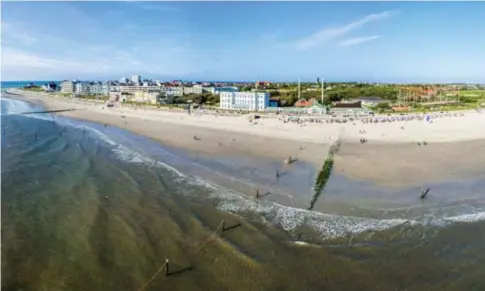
[165,258,170,276]
[420,188,430,199]
[221,220,226,232]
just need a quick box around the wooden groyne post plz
[165,259,170,276]
[308,139,341,210]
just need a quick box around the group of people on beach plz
[276,111,468,126]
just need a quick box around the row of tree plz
[270,86,400,106]
[171,93,220,105]
[164,86,482,107]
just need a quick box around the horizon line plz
[1,79,484,85]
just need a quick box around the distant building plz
[119,77,129,84]
[294,98,311,107]
[60,81,76,94]
[269,97,280,107]
[109,91,122,102]
[350,96,384,107]
[119,85,161,93]
[255,81,271,88]
[90,82,103,95]
[42,82,58,92]
[165,87,184,97]
[133,91,165,104]
[333,100,362,108]
[75,83,91,95]
[291,98,326,113]
[214,86,239,94]
[131,75,141,84]
[74,83,91,95]
[183,86,203,95]
[101,83,111,94]
[220,92,270,111]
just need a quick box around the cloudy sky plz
[2,1,484,82]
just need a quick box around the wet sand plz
[334,140,485,188]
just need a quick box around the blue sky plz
[1,1,484,83]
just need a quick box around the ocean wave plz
[205,187,413,239]
[442,211,485,223]
[1,97,34,115]
[211,186,485,239]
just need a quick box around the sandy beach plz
[7,88,485,191]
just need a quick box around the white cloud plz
[337,35,382,47]
[1,18,200,80]
[1,22,38,46]
[296,10,397,50]
[2,47,110,71]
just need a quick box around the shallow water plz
[2,95,485,290]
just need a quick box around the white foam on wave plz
[1,97,188,180]
[443,211,485,223]
[1,97,35,116]
[1,97,55,123]
[190,175,485,240]
[56,117,190,179]
[206,187,412,239]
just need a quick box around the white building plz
[90,83,103,95]
[165,87,184,97]
[133,91,165,104]
[131,75,141,84]
[101,83,111,94]
[60,81,75,93]
[183,86,203,95]
[75,83,91,94]
[220,92,270,111]
[119,85,161,93]
[119,77,129,84]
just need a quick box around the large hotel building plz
[219,92,270,111]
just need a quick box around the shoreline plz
[5,89,485,191]
[4,91,331,209]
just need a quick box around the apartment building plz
[60,81,76,94]
[183,86,203,95]
[90,83,103,95]
[75,83,91,95]
[164,87,184,97]
[132,75,141,84]
[119,85,162,93]
[133,91,164,104]
[220,92,270,111]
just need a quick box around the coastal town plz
[26,76,485,115]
